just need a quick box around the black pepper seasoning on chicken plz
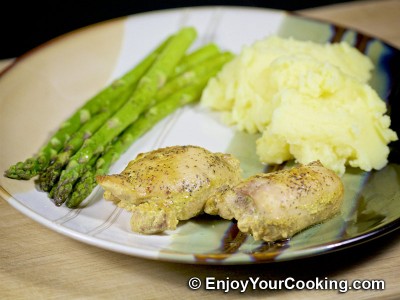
[96,145,242,234]
[204,161,344,241]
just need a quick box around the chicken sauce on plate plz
[96,145,344,241]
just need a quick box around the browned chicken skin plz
[97,145,344,240]
[205,161,344,241]
[96,145,242,234]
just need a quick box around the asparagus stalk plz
[4,37,170,180]
[38,87,133,192]
[49,154,99,203]
[53,27,197,205]
[67,166,97,207]
[155,52,234,101]
[171,43,220,77]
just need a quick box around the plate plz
[1,7,399,265]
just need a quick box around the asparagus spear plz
[49,154,100,203]
[66,167,97,207]
[38,87,133,192]
[155,52,234,101]
[4,37,170,180]
[53,27,197,205]
[171,43,220,77]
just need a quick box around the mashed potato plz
[201,36,398,175]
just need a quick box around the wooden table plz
[1,1,399,299]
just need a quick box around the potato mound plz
[201,36,398,175]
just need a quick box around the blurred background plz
[1,0,357,59]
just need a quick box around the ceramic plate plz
[1,7,399,264]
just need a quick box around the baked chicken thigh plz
[205,161,344,241]
[96,145,242,234]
